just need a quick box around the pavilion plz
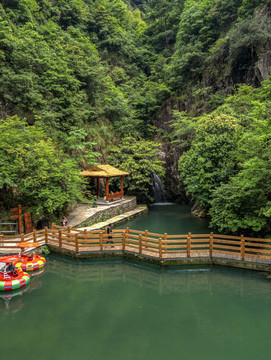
[80,165,129,202]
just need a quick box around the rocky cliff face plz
[163,145,188,203]
[205,3,271,92]
[154,101,188,203]
[254,4,271,82]
[255,51,271,81]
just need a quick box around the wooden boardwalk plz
[1,225,271,270]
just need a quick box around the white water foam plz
[152,202,174,206]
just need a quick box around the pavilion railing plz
[1,225,271,263]
[106,191,124,201]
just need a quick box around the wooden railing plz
[1,226,271,264]
[0,229,46,253]
[106,191,124,201]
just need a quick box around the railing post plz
[83,229,87,247]
[59,230,62,248]
[18,204,22,234]
[44,227,48,244]
[33,229,37,243]
[209,232,213,258]
[122,232,126,251]
[21,233,24,242]
[75,233,79,253]
[99,232,103,251]
[187,232,191,258]
[139,234,142,254]
[159,238,163,259]
[0,234,3,246]
[52,222,55,230]
[144,230,148,248]
[164,233,167,251]
[126,227,129,245]
[241,235,245,261]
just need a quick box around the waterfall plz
[152,172,167,203]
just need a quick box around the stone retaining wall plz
[86,205,148,230]
[77,197,137,227]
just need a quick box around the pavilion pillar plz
[120,176,123,196]
[106,178,109,201]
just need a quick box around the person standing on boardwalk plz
[106,224,113,247]
[61,216,68,227]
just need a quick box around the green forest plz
[0,0,271,236]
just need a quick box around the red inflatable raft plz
[0,242,46,272]
[0,262,30,291]
[13,253,46,272]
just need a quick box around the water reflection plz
[0,267,45,314]
[2,254,271,316]
[31,268,45,277]
[1,255,271,360]
[48,255,271,299]
[0,286,29,313]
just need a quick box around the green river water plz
[1,205,271,360]
[118,204,211,234]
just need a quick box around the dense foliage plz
[178,114,239,208]
[0,116,85,216]
[0,0,146,134]
[208,83,271,234]
[109,137,165,203]
[174,80,271,235]
[0,0,271,234]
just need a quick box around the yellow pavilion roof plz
[79,165,129,178]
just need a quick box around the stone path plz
[67,204,97,228]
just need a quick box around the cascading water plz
[152,171,168,203]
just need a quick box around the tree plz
[208,84,271,234]
[178,113,239,208]
[0,116,87,217]
[209,162,271,234]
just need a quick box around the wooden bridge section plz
[1,225,271,269]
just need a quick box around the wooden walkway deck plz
[1,226,271,270]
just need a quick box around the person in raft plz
[106,224,114,247]
[61,216,68,227]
